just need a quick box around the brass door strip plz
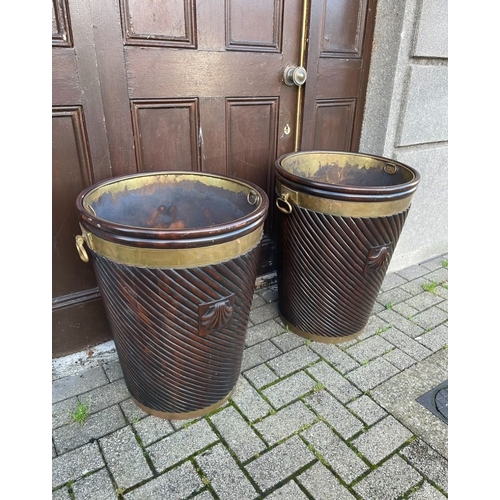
[295,0,310,151]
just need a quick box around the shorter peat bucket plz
[275,151,420,344]
[75,171,269,419]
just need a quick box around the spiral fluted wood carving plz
[277,206,409,341]
[91,245,260,417]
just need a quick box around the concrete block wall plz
[360,0,448,272]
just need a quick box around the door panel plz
[131,99,201,172]
[52,0,377,357]
[52,107,94,297]
[301,0,376,150]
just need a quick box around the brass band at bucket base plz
[131,389,235,420]
[280,316,364,344]
[276,180,413,218]
[77,224,263,268]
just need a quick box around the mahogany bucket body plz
[275,151,420,344]
[76,171,269,419]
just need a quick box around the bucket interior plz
[83,173,258,230]
[279,152,415,188]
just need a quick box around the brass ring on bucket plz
[276,193,293,214]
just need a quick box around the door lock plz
[283,66,308,87]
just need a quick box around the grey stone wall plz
[360,0,448,271]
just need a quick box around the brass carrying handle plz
[247,190,259,206]
[75,235,89,263]
[276,193,293,214]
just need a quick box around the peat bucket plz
[75,171,269,419]
[275,151,420,343]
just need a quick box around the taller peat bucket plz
[75,171,268,419]
[275,151,420,344]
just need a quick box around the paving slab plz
[132,414,175,446]
[147,419,219,472]
[352,455,422,500]
[345,335,394,364]
[307,361,361,403]
[345,357,400,392]
[301,422,369,483]
[249,301,280,325]
[262,371,317,409]
[410,306,448,330]
[241,340,282,372]
[370,349,448,458]
[270,331,306,352]
[52,442,104,488]
[308,342,360,373]
[103,361,124,382]
[78,378,131,415]
[351,415,413,465]
[396,264,432,280]
[380,327,433,361]
[52,397,80,430]
[52,366,108,403]
[53,404,126,454]
[243,363,279,389]
[196,443,258,500]
[209,405,266,462]
[253,400,317,446]
[400,438,448,493]
[52,487,72,500]
[377,309,426,338]
[415,324,448,352]
[231,376,272,421]
[297,462,356,500]
[99,426,153,490]
[245,319,282,347]
[346,395,387,426]
[267,345,319,377]
[124,460,204,500]
[305,391,364,440]
[264,480,309,499]
[245,435,315,492]
[72,468,117,500]
[408,481,448,500]
[382,348,416,370]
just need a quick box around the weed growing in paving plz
[71,401,89,426]
[442,258,448,268]
[422,281,439,293]
[385,303,393,310]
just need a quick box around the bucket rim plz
[76,171,269,244]
[275,150,420,198]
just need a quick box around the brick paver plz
[196,444,258,500]
[352,455,422,500]
[245,435,315,492]
[52,259,448,500]
[124,461,203,500]
[210,406,266,462]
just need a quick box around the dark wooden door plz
[52,0,376,357]
[301,0,376,150]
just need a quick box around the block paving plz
[52,255,448,499]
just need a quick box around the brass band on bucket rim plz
[276,180,414,218]
[131,389,235,420]
[280,316,364,344]
[79,224,263,268]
